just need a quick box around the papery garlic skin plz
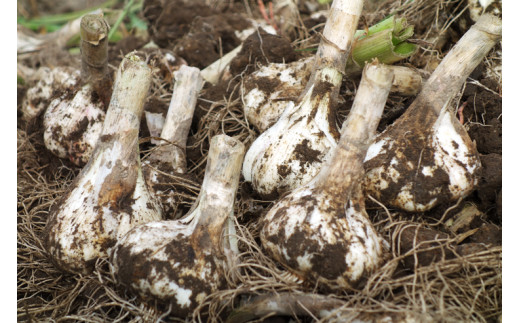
[364,107,481,212]
[21,67,81,121]
[44,55,162,274]
[242,57,313,132]
[111,135,244,316]
[43,84,105,166]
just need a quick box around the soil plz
[17,0,502,322]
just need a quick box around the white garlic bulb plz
[43,14,111,166]
[261,62,394,290]
[241,56,313,132]
[242,0,363,198]
[111,134,244,316]
[44,54,163,274]
[363,14,501,212]
[21,66,81,121]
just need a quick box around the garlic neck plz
[101,57,150,136]
[190,135,244,256]
[415,14,501,116]
[315,63,394,200]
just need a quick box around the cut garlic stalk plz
[43,14,111,166]
[363,14,501,212]
[143,65,204,215]
[111,134,244,316]
[44,54,163,274]
[261,63,394,290]
[242,60,421,132]
[242,0,362,198]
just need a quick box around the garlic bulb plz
[21,66,81,121]
[43,14,111,166]
[242,59,421,132]
[243,0,362,198]
[143,65,204,215]
[261,62,394,290]
[363,14,502,212]
[241,56,313,132]
[111,134,244,316]
[44,54,163,274]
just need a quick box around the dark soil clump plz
[229,28,298,75]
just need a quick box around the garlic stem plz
[44,54,162,274]
[143,66,204,216]
[148,65,204,173]
[201,45,243,85]
[111,135,244,315]
[80,13,110,83]
[303,0,362,94]
[317,63,394,195]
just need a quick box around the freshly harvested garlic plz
[44,54,163,274]
[242,0,363,198]
[363,14,501,212]
[111,135,244,316]
[43,14,111,166]
[261,62,394,290]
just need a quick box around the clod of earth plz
[243,0,363,199]
[261,62,394,290]
[44,54,163,274]
[110,134,244,316]
[363,14,502,212]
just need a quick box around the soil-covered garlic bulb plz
[43,14,111,166]
[242,59,422,132]
[363,14,501,212]
[111,135,244,316]
[261,63,394,290]
[241,56,313,132]
[143,65,204,215]
[21,66,82,121]
[44,54,162,274]
[243,0,362,198]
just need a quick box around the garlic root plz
[261,62,394,290]
[363,14,502,212]
[111,134,245,316]
[44,54,162,274]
